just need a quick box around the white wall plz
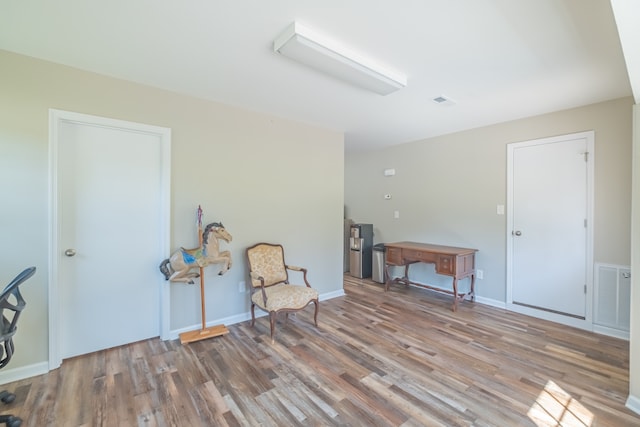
[0,50,344,375]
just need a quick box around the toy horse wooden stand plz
[159,222,233,284]
[160,206,232,343]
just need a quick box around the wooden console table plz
[384,242,478,311]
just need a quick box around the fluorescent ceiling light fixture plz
[273,22,407,95]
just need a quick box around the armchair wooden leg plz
[250,303,256,327]
[269,312,276,343]
[313,300,319,327]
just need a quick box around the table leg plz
[452,277,458,312]
[385,263,412,291]
[384,264,392,291]
[470,273,476,302]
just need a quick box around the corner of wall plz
[629,103,640,407]
[626,394,640,416]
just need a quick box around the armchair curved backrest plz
[246,243,289,288]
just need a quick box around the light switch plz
[497,204,505,215]
[394,210,400,219]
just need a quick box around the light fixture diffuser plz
[273,22,407,95]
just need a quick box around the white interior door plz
[507,131,593,321]
[50,110,170,364]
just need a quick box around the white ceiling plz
[0,0,635,151]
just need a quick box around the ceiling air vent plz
[433,95,456,106]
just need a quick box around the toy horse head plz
[204,222,232,244]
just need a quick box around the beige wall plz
[345,96,633,302]
[0,50,344,372]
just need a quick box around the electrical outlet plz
[476,269,483,280]
[238,281,246,293]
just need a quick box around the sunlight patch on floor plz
[528,380,594,426]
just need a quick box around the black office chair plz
[0,267,35,427]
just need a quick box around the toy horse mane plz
[202,222,224,244]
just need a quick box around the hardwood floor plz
[1,275,638,426]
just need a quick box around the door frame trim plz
[48,109,171,369]
[506,131,594,330]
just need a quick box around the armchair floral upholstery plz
[246,243,319,342]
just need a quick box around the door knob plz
[64,249,76,257]
[512,230,522,236]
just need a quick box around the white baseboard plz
[320,288,346,300]
[626,394,640,415]
[167,311,254,341]
[0,361,49,385]
[474,295,506,309]
[168,288,345,340]
[593,324,630,341]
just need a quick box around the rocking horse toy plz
[159,221,232,284]
[159,206,233,343]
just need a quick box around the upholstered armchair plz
[246,243,319,342]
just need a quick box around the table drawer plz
[404,249,437,264]
[386,247,402,265]
[404,249,423,260]
[436,255,455,275]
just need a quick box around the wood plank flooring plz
[1,275,638,426]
